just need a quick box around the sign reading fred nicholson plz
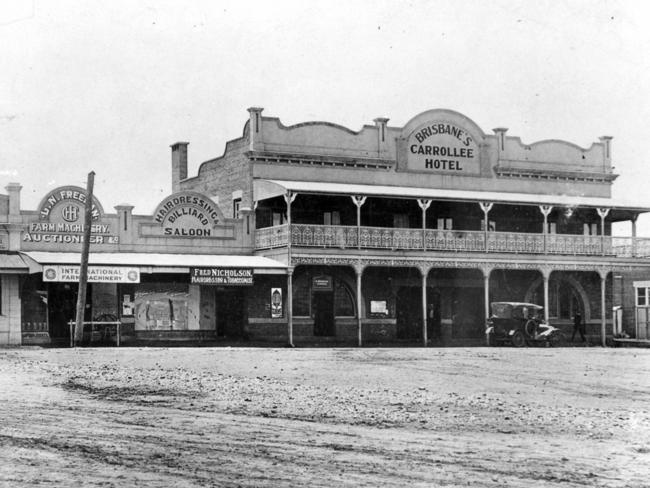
[43,265,140,283]
[190,268,254,286]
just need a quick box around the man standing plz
[571,311,586,343]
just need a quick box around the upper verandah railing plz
[254,223,650,258]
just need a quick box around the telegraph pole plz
[74,171,95,346]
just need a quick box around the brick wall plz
[181,138,252,218]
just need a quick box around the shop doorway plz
[47,283,91,344]
[313,291,335,336]
[427,288,442,342]
[396,287,421,339]
[215,288,247,338]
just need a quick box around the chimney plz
[5,183,22,223]
[247,107,264,151]
[171,142,189,193]
[599,136,613,170]
[373,118,389,157]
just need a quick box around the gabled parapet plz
[246,106,397,161]
[493,128,616,182]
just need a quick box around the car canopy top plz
[490,302,544,320]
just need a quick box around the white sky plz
[1,0,649,233]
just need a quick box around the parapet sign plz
[23,186,119,247]
[406,120,480,175]
[153,191,223,238]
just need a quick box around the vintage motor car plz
[485,302,564,347]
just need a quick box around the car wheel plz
[524,320,537,338]
[549,332,565,347]
[511,330,526,348]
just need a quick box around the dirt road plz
[0,347,648,487]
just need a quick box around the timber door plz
[313,292,335,336]
[396,287,421,340]
[215,288,246,338]
[636,307,650,339]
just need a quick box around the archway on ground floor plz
[428,268,485,342]
[524,270,612,338]
[362,267,423,341]
[292,265,357,339]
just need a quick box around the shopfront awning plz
[20,252,288,274]
[254,179,650,218]
[0,253,30,274]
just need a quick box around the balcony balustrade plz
[254,223,650,258]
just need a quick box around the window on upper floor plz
[583,223,599,236]
[272,211,285,227]
[637,287,649,307]
[437,218,453,230]
[233,198,241,219]
[393,213,409,228]
[324,211,341,226]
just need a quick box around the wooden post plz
[600,273,607,347]
[421,270,428,347]
[286,275,293,348]
[74,171,95,346]
[418,199,431,251]
[356,267,363,347]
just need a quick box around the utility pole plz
[74,171,95,346]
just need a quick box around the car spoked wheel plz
[511,330,526,347]
[550,331,565,347]
[524,319,537,338]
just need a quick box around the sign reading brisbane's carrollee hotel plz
[407,120,480,174]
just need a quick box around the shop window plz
[637,287,649,307]
[233,198,241,219]
[324,211,341,226]
[134,283,189,330]
[292,274,311,317]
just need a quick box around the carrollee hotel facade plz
[1,107,650,346]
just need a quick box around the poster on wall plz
[271,287,283,318]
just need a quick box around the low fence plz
[68,321,122,347]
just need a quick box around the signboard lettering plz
[312,275,333,291]
[153,192,223,238]
[407,121,480,174]
[43,265,140,283]
[190,267,254,285]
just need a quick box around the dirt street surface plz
[0,347,649,488]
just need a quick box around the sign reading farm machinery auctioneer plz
[190,267,254,285]
[42,265,141,283]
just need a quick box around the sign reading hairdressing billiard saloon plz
[407,120,480,174]
[153,191,223,237]
[190,267,254,285]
